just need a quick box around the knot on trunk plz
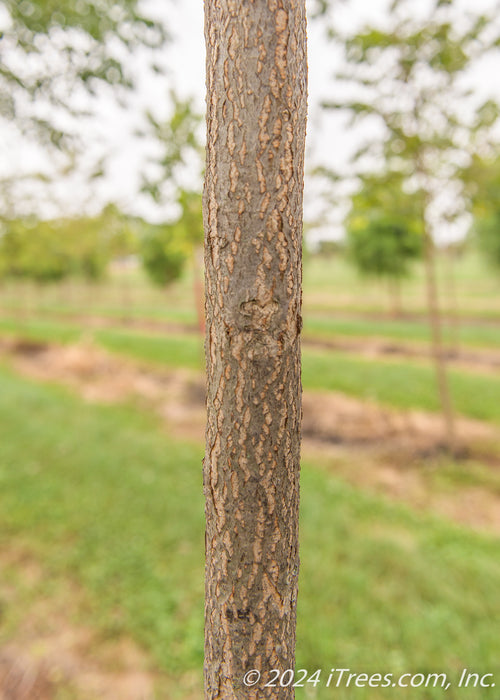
[240,297,280,332]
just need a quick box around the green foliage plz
[140,222,189,288]
[3,0,164,48]
[346,173,423,280]
[138,91,204,288]
[347,218,422,279]
[67,203,140,279]
[0,219,73,283]
[0,0,171,230]
[59,219,109,281]
[176,190,204,247]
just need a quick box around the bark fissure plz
[203,1,307,697]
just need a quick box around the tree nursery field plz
[0,253,499,698]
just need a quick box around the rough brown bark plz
[203,1,307,698]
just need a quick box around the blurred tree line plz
[0,197,202,287]
[0,205,131,283]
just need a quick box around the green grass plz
[421,458,500,496]
[0,316,82,344]
[0,271,198,326]
[95,327,204,372]
[42,302,197,326]
[0,317,204,371]
[0,366,205,679]
[0,368,499,698]
[298,467,500,699]
[304,314,500,349]
[4,300,500,351]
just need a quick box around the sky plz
[1,0,499,242]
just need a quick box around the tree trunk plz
[203,1,307,698]
[423,230,457,453]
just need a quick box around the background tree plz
[140,93,206,332]
[66,204,140,281]
[139,189,204,329]
[346,171,423,315]
[203,0,307,697]
[140,220,190,288]
[316,0,500,452]
[140,93,204,203]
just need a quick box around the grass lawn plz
[0,316,82,345]
[4,302,500,350]
[96,327,204,372]
[0,366,205,694]
[0,368,499,698]
[0,273,198,327]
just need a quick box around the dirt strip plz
[1,336,499,536]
